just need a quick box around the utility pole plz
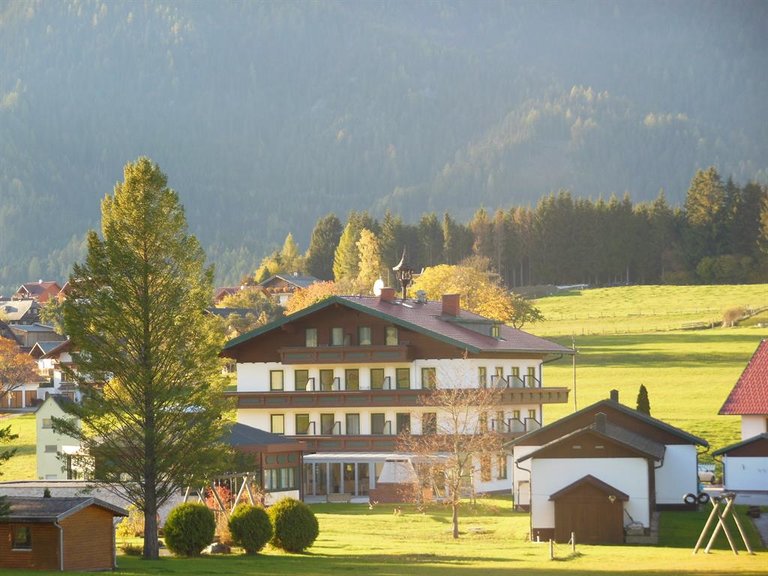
[572,335,577,412]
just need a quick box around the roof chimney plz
[442,294,460,316]
[379,287,396,303]
[595,412,607,433]
[609,389,619,403]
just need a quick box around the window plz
[12,526,32,550]
[305,328,318,347]
[346,413,360,435]
[422,412,437,435]
[270,370,284,391]
[527,366,537,386]
[295,414,310,435]
[496,410,506,432]
[494,366,504,385]
[331,327,344,346]
[497,454,508,480]
[265,467,297,491]
[480,455,491,482]
[42,418,53,429]
[478,367,487,388]
[479,412,488,433]
[421,367,436,390]
[371,413,386,435]
[358,326,372,345]
[528,409,537,421]
[370,368,385,390]
[396,368,410,390]
[320,369,335,391]
[511,367,521,386]
[321,413,335,435]
[345,369,359,391]
[270,414,285,435]
[295,370,310,390]
[491,324,500,338]
[385,326,398,345]
[512,410,521,421]
[44,444,57,453]
[396,412,411,434]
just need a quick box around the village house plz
[716,339,768,494]
[222,288,573,501]
[509,391,708,544]
[11,281,62,304]
[0,299,41,325]
[0,497,126,571]
[256,273,319,306]
[36,395,84,481]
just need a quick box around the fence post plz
[571,531,575,553]
[549,539,554,560]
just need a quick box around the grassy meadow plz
[1,413,36,480]
[0,498,765,576]
[533,285,768,456]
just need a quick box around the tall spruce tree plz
[59,158,231,560]
[636,384,651,416]
[304,213,342,280]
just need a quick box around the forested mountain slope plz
[1,0,766,293]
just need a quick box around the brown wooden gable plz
[549,474,630,501]
[527,428,653,460]
[714,434,768,458]
[514,401,700,447]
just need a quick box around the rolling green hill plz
[1,1,767,293]
[534,285,768,458]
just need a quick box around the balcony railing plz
[279,344,411,365]
[490,374,540,388]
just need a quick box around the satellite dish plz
[373,278,385,296]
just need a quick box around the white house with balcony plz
[222,288,573,501]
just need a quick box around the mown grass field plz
[1,412,36,480]
[533,285,768,457]
[1,498,766,576]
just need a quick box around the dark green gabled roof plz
[224,295,572,357]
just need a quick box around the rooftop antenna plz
[392,247,414,301]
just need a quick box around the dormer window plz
[491,324,500,338]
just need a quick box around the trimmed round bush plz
[163,502,215,557]
[268,497,319,553]
[228,504,272,554]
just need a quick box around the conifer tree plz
[59,158,231,560]
[636,384,651,416]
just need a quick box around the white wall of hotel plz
[530,458,650,531]
[722,455,768,491]
[35,397,82,480]
[235,357,547,393]
[741,415,768,440]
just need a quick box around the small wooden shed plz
[0,496,127,571]
[550,475,629,544]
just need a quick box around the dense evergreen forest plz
[256,167,768,289]
[1,1,766,294]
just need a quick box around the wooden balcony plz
[228,386,569,409]
[278,344,411,365]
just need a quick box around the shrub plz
[228,504,272,554]
[163,502,215,557]
[116,504,144,538]
[268,497,319,553]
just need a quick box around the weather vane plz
[392,247,413,300]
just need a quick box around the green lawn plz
[2,499,766,575]
[532,284,768,337]
[1,413,36,480]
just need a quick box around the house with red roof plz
[222,288,573,500]
[12,281,62,304]
[716,339,768,492]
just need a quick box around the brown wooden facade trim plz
[228,387,569,409]
[286,431,521,453]
[279,344,411,364]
